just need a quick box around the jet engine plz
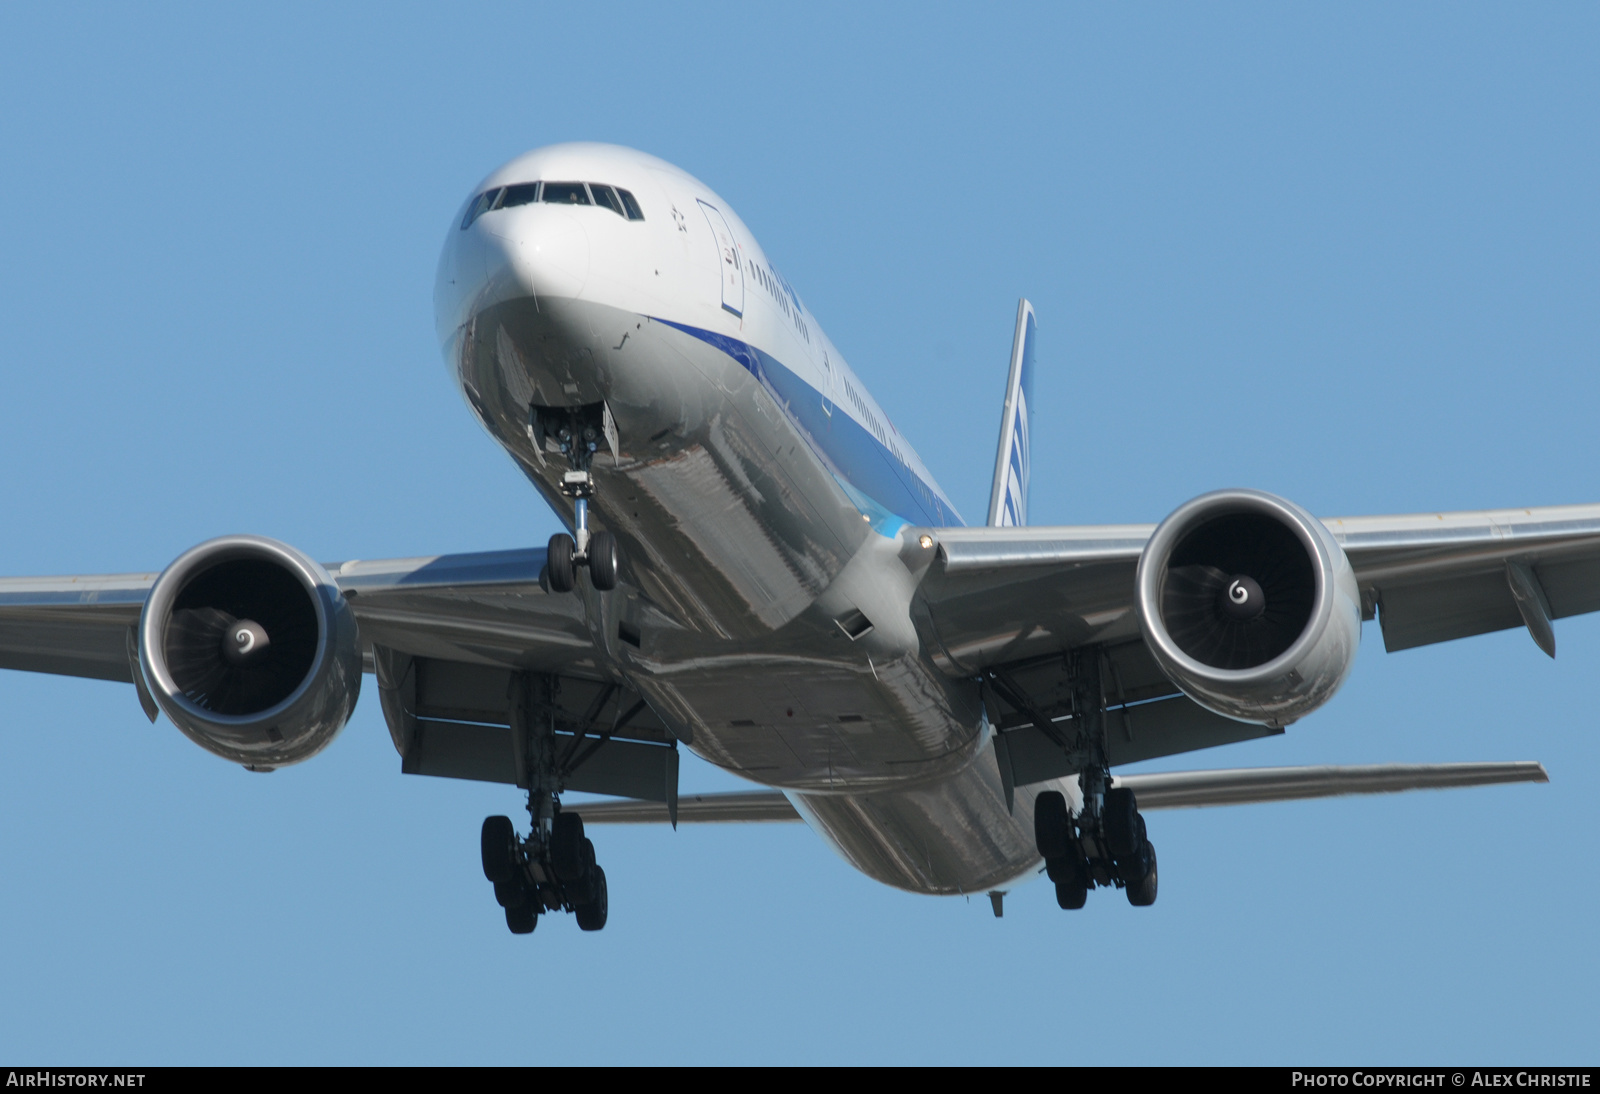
[138,535,362,770]
[1135,490,1360,726]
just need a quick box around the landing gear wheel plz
[588,531,619,591]
[480,815,517,883]
[565,839,601,905]
[1126,842,1158,907]
[494,877,529,909]
[551,812,586,881]
[1114,814,1151,883]
[1104,786,1140,859]
[547,533,577,593]
[1055,871,1089,910]
[575,865,608,932]
[505,902,538,934]
[1034,790,1072,860]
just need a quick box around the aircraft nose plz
[434,206,592,347]
[483,208,590,302]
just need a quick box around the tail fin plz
[986,299,1036,527]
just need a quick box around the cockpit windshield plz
[541,182,589,206]
[499,182,539,209]
[461,181,645,228]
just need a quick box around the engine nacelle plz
[138,535,362,770]
[1135,490,1360,726]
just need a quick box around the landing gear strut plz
[479,672,610,934]
[1031,648,1158,909]
[535,404,620,593]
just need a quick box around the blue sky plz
[0,3,1596,1064]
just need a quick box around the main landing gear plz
[481,810,608,935]
[535,404,620,593]
[479,673,610,934]
[1028,647,1157,909]
[1035,782,1157,909]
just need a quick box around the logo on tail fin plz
[987,300,1036,528]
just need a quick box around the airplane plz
[0,141,1588,934]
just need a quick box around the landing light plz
[919,534,933,550]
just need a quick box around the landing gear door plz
[698,200,744,319]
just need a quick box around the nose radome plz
[486,210,589,302]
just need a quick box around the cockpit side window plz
[542,182,590,206]
[617,188,645,220]
[459,187,504,229]
[499,182,540,209]
[588,184,624,216]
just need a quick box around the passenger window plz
[617,188,645,220]
[589,184,624,216]
[542,182,590,206]
[459,188,503,229]
[499,182,540,208]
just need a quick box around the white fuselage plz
[435,143,1063,895]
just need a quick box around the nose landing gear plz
[533,403,621,593]
[545,485,619,593]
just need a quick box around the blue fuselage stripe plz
[652,318,962,530]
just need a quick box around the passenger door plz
[697,200,744,318]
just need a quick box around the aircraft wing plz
[331,548,599,672]
[566,761,1549,823]
[0,572,155,684]
[0,546,604,688]
[0,547,688,799]
[914,503,1600,671]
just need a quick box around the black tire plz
[1055,873,1089,910]
[1114,814,1151,882]
[588,531,619,591]
[1104,786,1140,859]
[1045,837,1089,884]
[505,902,538,935]
[1034,791,1072,860]
[494,877,529,909]
[551,812,586,881]
[481,815,517,883]
[563,838,602,904]
[575,866,608,932]
[1126,842,1158,907]
[547,533,576,593]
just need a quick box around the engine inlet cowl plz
[138,535,362,769]
[1135,490,1360,726]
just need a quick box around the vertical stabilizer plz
[986,299,1036,527]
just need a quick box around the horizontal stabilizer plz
[1115,761,1547,810]
[566,761,1546,824]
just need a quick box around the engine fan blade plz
[1163,563,1305,669]
[165,607,306,714]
